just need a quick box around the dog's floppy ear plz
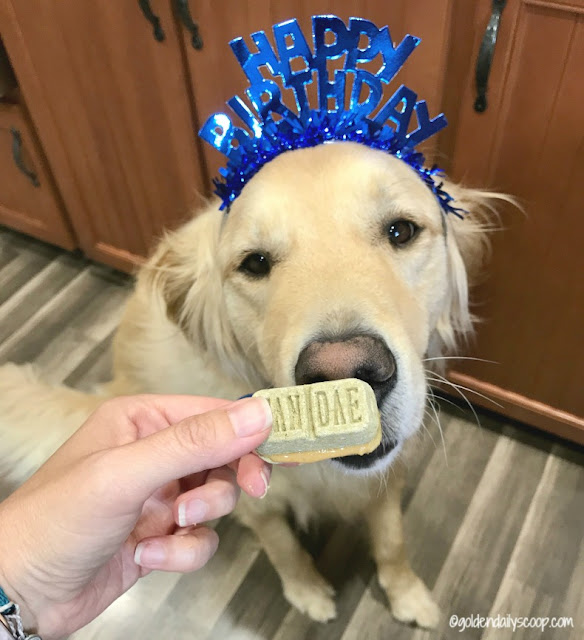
[433,182,514,356]
[141,205,244,376]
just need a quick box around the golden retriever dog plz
[0,141,506,627]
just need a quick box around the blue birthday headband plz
[199,15,463,218]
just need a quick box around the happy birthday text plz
[200,15,447,161]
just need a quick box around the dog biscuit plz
[254,379,381,463]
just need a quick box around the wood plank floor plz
[0,226,582,640]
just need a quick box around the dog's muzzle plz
[294,332,398,470]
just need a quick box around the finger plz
[175,467,240,527]
[114,397,272,499]
[60,395,236,461]
[237,453,271,498]
[227,458,240,475]
[134,527,219,572]
[102,395,233,437]
[179,470,209,493]
[145,395,233,426]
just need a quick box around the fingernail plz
[259,467,271,499]
[134,540,165,567]
[227,397,272,437]
[178,498,208,527]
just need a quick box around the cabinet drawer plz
[0,101,75,249]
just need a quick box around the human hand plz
[0,394,272,639]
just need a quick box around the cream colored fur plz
[0,143,510,627]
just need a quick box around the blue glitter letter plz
[227,96,262,138]
[273,19,313,112]
[313,16,355,111]
[373,85,417,143]
[377,33,420,84]
[199,113,250,162]
[230,31,280,84]
[346,19,419,85]
[247,79,301,125]
[406,101,448,147]
[349,70,382,119]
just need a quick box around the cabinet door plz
[449,0,584,443]
[0,1,206,271]
[177,0,455,184]
[0,101,75,249]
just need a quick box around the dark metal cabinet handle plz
[10,128,40,187]
[474,0,507,112]
[138,0,165,42]
[175,0,203,50]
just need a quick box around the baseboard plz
[446,371,584,446]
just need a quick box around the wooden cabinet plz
[0,99,74,248]
[0,0,207,271]
[0,1,581,443]
[0,0,459,267]
[447,0,584,444]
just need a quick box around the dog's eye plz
[386,219,420,247]
[239,252,271,277]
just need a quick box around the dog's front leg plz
[242,511,337,622]
[365,469,440,629]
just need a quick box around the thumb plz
[111,397,272,499]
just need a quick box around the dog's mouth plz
[332,435,396,470]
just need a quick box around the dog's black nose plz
[294,334,397,404]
